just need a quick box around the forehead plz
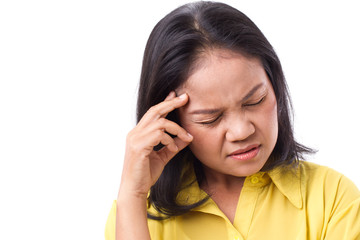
[178,49,268,98]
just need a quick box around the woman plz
[105,2,360,239]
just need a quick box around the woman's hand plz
[118,91,193,200]
[115,92,192,239]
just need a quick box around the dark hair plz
[136,1,314,219]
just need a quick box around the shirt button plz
[251,176,259,184]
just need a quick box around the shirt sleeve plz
[323,174,360,240]
[325,198,360,239]
[104,200,116,240]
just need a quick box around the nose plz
[225,113,255,142]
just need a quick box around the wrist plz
[117,186,149,203]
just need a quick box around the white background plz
[1,0,359,239]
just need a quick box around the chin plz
[234,161,267,177]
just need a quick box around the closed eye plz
[197,114,222,126]
[243,96,265,107]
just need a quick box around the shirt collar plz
[267,163,303,209]
[176,163,303,209]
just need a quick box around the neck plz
[201,165,245,194]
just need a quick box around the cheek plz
[183,124,211,145]
[182,123,223,156]
[178,109,220,149]
[261,96,278,141]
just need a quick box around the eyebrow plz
[189,83,264,115]
[241,82,264,103]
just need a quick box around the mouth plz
[228,144,260,161]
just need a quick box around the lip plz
[228,144,260,161]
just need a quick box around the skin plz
[116,92,192,240]
[116,48,278,238]
[177,49,278,222]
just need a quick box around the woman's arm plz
[115,92,192,240]
[116,191,150,239]
[322,174,360,240]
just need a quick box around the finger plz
[138,93,189,127]
[158,131,178,152]
[152,120,192,151]
[155,118,193,143]
[156,135,193,162]
[160,93,188,118]
[164,91,176,101]
[173,134,193,151]
[147,93,188,120]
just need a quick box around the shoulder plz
[300,161,358,190]
[299,161,360,205]
[298,162,360,238]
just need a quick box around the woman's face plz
[177,49,278,179]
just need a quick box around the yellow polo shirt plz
[105,161,360,239]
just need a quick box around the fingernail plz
[178,93,187,99]
[187,132,193,139]
[170,144,178,152]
